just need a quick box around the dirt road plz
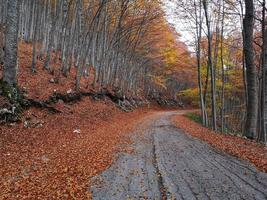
[90,112,267,200]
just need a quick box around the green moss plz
[185,112,203,124]
[0,80,24,121]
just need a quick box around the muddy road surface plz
[90,112,267,200]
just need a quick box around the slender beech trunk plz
[260,0,267,143]
[243,0,258,139]
[194,0,207,126]
[220,0,225,133]
[203,0,217,131]
[3,0,19,86]
[32,0,40,73]
[44,0,57,71]
[239,0,248,117]
[262,28,267,143]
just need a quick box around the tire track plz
[90,111,267,200]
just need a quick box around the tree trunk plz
[261,38,267,142]
[203,0,217,131]
[194,0,207,127]
[243,0,258,139]
[3,0,19,86]
[32,0,41,73]
[220,0,225,133]
[260,0,267,143]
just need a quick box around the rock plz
[23,115,44,128]
[73,129,81,134]
[0,108,12,115]
[67,89,73,94]
[49,78,59,84]
[23,120,30,128]
[49,78,55,83]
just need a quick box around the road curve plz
[90,111,267,200]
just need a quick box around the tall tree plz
[220,0,225,133]
[203,0,217,131]
[243,0,258,139]
[260,0,267,143]
[3,0,19,86]
[194,0,208,127]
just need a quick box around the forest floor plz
[91,111,267,200]
[0,96,155,199]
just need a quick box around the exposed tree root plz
[24,98,61,114]
[0,88,146,122]
[0,82,183,123]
